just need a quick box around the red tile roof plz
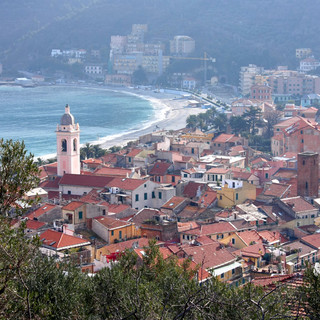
[263,183,291,198]
[100,238,152,255]
[282,196,316,212]
[206,168,230,174]
[149,162,171,176]
[62,201,84,211]
[59,174,113,188]
[107,203,131,214]
[106,177,146,191]
[161,196,188,210]
[237,230,262,246]
[198,190,217,207]
[200,222,236,235]
[183,243,235,270]
[26,219,46,230]
[27,203,57,219]
[183,182,205,198]
[94,167,132,177]
[301,233,320,249]
[94,216,131,229]
[213,134,238,143]
[126,149,142,157]
[40,229,90,250]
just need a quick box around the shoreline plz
[39,86,207,159]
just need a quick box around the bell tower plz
[56,104,80,176]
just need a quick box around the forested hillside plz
[1,0,320,83]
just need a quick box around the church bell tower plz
[56,104,80,176]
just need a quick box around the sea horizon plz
[0,84,169,158]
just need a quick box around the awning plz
[211,261,242,276]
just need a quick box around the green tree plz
[132,66,147,85]
[0,139,40,216]
[243,106,264,135]
[230,115,248,135]
[213,112,228,132]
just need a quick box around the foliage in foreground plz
[0,226,312,320]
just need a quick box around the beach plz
[97,87,206,150]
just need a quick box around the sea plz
[0,85,161,158]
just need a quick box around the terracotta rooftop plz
[198,190,217,207]
[27,203,57,219]
[126,149,142,158]
[183,182,205,199]
[94,167,132,177]
[273,168,297,179]
[149,162,171,176]
[301,233,320,249]
[206,167,230,174]
[59,174,113,188]
[213,134,238,143]
[62,201,84,211]
[106,177,146,191]
[282,196,316,212]
[237,230,262,246]
[107,203,131,214]
[183,243,235,270]
[26,219,46,230]
[161,196,188,210]
[94,216,131,229]
[263,182,291,198]
[40,229,90,250]
[100,238,151,255]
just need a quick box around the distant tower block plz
[56,104,80,176]
[297,152,319,198]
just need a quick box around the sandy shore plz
[98,87,206,149]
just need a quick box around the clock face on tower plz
[56,105,80,176]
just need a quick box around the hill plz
[1,0,320,83]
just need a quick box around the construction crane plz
[169,52,216,85]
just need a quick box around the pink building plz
[250,84,272,101]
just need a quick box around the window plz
[68,190,71,195]
[220,273,224,279]
[232,269,235,275]
[119,231,122,239]
[219,195,222,200]
[303,160,305,165]
[191,148,195,154]
[301,130,303,134]
[265,173,269,179]
[172,176,175,183]
[78,211,83,220]
[61,139,67,152]
[152,191,155,199]
[306,182,308,190]
[184,174,188,178]
[301,139,304,143]
[232,238,235,245]
[144,193,147,200]
[102,209,106,216]
[73,138,77,151]
[144,184,147,188]
[111,230,114,236]
[236,193,238,201]
[128,157,132,163]
[232,182,235,188]
[135,194,139,202]
[158,192,162,199]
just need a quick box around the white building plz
[239,64,264,96]
[170,36,195,55]
[85,65,103,75]
[300,57,320,72]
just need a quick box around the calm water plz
[0,85,154,157]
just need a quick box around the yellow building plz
[217,180,256,208]
[92,216,140,244]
